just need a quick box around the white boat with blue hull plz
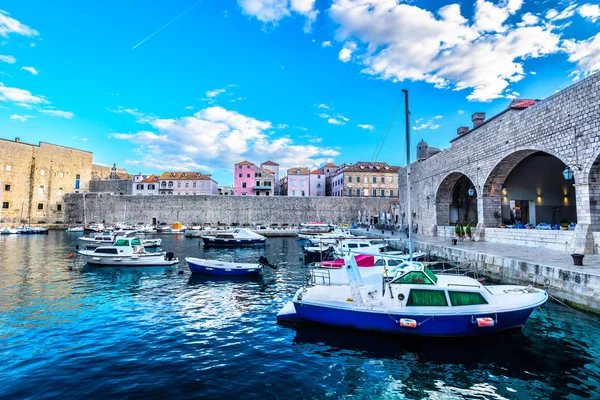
[78,237,178,267]
[186,257,263,276]
[201,228,266,247]
[277,257,547,337]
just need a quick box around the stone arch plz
[481,148,575,227]
[435,171,478,226]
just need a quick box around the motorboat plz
[67,226,84,233]
[184,226,203,237]
[185,257,263,276]
[298,222,333,235]
[17,227,48,234]
[113,231,162,248]
[201,228,267,247]
[278,256,548,336]
[307,228,363,245]
[83,224,104,233]
[78,237,178,267]
[79,234,115,248]
[303,238,387,259]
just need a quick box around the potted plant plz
[460,224,465,239]
[455,223,461,238]
[465,224,471,239]
[560,219,569,230]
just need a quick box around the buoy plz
[400,318,417,328]
[476,317,495,327]
[68,253,75,258]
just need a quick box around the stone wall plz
[89,179,133,195]
[64,193,394,225]
[0,138,92,224]
[91,164,130,180]
[398,72,600,253]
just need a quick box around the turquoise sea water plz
[0,232,599,399]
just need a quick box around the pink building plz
[158,172,218,195]
[285,167,310,197]
[234,160,275,196]
[309,170,326,196]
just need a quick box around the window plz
[256,181,260,186]
[4,184,10,191]
[57,204,62,211]
[247,174,250,178]
[239,165,243,169]
[381,189,385,197]
[75,174,81,190]
[372,189,377,197]
[407,289,448,307]
[40,169,45,176]
[300,181,305,187]
[390,189,394,197]
[239,174,242,178]
[348,189,352,196]
[168,181,174,188]
[357,176,361,183]
[177,182,182,188]
[201,182,205,188]
[373,177,377,184]
[347,243,358,248]
[449,292,488,306]
[148,184,155,190]
[395,271,434,285]
[2,202,8,209]
[161,181,166,188]
[264,181,270,186]
[301,190,305,196]
[390,177,394,183]
[242,182,247,188]
[381,177,385,183]
[58,188,64,196]
[318,175,321,179]
[256,191,260,196]
[292,180,296,186]
[193,182,197,188]
[5,164,12,171]
[266,192,270,196]
[38,203,44,210]
[60,172,64,178]
[348,176,352,183]
[292,190,296,196]
[137,184,144,190]
[296,169,300,175]
[246,165,250,169]
[356,189,360,197]
[317,183,321,188]
[38,185,45,199]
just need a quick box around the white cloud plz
[206,88,226,98]
[237,0,318,32]
[276,123,288,129]
[230,97,245,102]
[10,114,30,122]
[185,105,193,110]
[518,12,539,26]
[322,40,332,47]
[21,66,38,75]
[327,117,344,125]
[319,111,348,125]
[545,5,577,21]
[564,33,600,80]
[0,82,48,104]
[457,110,465,115]
[112,106,339,171]
[338,41,356,63]
[357,124,375,131]
[39,109,74,119]
[317,103,331,109]
[328,0,564,101]
[0,54,15,63]
[413,115,443,131]
[580,4,600,23]
[0,9,39,38]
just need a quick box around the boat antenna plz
[402,89,413,261]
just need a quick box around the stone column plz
[570,183,594,254]
[474,196,501,241]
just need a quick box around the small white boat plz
[83,224,105,233]
[201,228,267,247]
[113,231,162,248]
[78,237,178,267]
[298,222,333,235]
[79,234,115,248]
[67,226,84,233]
[184,226,203,237]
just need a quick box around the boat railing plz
[309,268,332,286]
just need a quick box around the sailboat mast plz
[402,89,413,261]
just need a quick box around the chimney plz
[471,112,485,128]
[15,137,20,143]
[457,126,469,136]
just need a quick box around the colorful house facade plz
[233,160,275,196]
[158,172,218,195]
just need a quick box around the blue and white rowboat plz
[277,256,548,337]
[186,257,263,276]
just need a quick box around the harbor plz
[1,231,600,398]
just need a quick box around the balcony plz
[254,186,272,190]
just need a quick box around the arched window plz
[161,181,166,188]
[57,187,63,196]
[38,185,45,199]
[137,184,144,190]
[168,181,174,188]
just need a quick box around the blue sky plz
[0,0,598,185]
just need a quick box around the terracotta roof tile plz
[235,160,254,166]
[310,170,321,175]
[140,174,158,183]
[323,163,337,167]
[158,172,213,180]
[341,162,400,173]
[287,167,310,175]
[261,160,279,166]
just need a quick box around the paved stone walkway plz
[355,228,600,276]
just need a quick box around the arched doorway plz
[436,172,478,226]
[483,150,576,227]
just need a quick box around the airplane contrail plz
[132,0,205,50]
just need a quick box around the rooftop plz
[158,172,213,181]
[323,163,337,167]
[235,160,254,166]
[310,170,322,175]
[342,161,400,173]
[261,160,279,166]
[287,167,311,175]
[140,174,158,183]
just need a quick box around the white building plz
[132,173,159,195]
[309,170,326,196]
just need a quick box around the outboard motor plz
[166,252,175,261]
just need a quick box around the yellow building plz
[0,137,93,224]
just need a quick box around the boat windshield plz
[391,267,438,285]
[114,239,130,246]
[131,238,142,246]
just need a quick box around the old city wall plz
[398,72,600,252]
[64,193,393,225]
[0,139,93,224]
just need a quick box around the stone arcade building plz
[398,72,600,254]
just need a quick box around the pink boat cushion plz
[321,254,375,268]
